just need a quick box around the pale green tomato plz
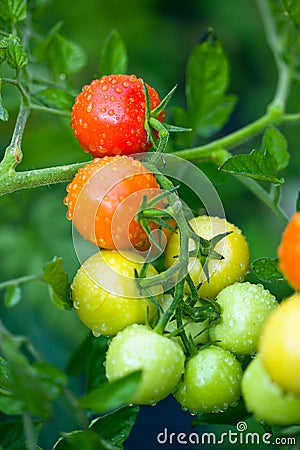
[165,215,250,299]
[174,345,243,414]
[209,282,278,355]
[105,324,186,405]
[71,250,161,336]
[242,355,300,425]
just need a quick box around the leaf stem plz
[255,0,291,110]
[22,410,37,450]
[0,273,42,291]
[172,110,283,161]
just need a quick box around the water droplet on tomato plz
[87,102,93,113]
[92,327,101,337]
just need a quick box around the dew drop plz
[92,328,101,337]
[73,299,80,309]
[87,102,93,113]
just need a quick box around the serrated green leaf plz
[6,38,28,70]
[283,0,300,26]
[220,149,284,184]
[174,30,237,140]
[34,88,74,111]
[4,285,21,308]
[42,257,72,310]
[0,0,27,23]
[0,420,41,450]
[53,430,118,450]
[99,30,128,76]
[79,372,142,414]
[261,125,289,170]
[90,406,139,449]
[251,257,284,283]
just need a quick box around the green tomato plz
[174,345,243,414]
[71,250,161,336]
[209,282,278,355]
[165,215,250,299]
[242,355,300,425]
[105,324,185,405]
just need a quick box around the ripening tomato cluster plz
[65,74,300,420]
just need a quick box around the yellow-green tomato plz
[71,250,161,337]
[242,355,300,425]
[174,345,243,414]
[209,282,278,355]
[165,215,250,299]
[105,324,186,405]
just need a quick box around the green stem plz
[22,410,36,450]
[235,175,289,225]
[0,162,86,196]
[31,104,71,117]
[172,111,282,161]
[255,0,291,110]
[63,387,89,430]
[0,273,42,291]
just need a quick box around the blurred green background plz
[0,0,299,448]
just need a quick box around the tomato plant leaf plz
[53,430,118,450]
[66,333,109,390]
[79,372,142,414]
[99,29,128,77]
[251,257,285,283]
[219,149,284,184]
[4,285,21,308]
[42,257,72,310]
[261,125,289,170]
[283,0,300,26]
[174,29,237,140]
[6,37,28,70]
[0,332,67,418]
[0,0,27,23]
[34,24,86,78]
[34,88,74,111]
[89,406,140,449]
[0,356,12,390]
[0,420,42,450]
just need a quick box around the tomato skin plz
[71,250,161,336]
[174,345,243,414]
[278,212,300,290]
[242,356,300,425]
[105,324,185,405]
[71,74,165,157]
[165,215,250,298]
[209,282,278,355]
[64,155,167,251]
[259,293,300,396]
